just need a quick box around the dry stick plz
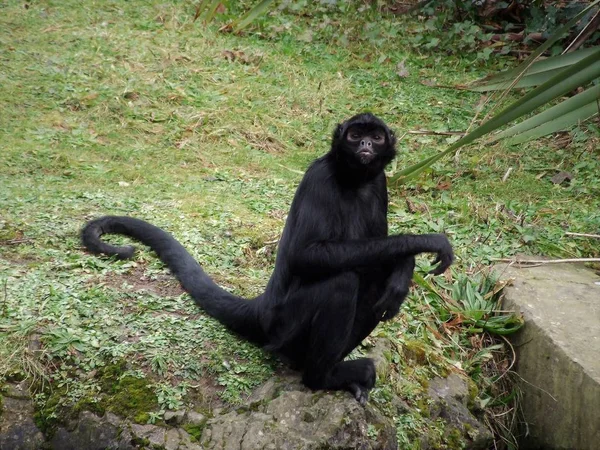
[495,334,516,383]
[407,130,465,136]
[495,257,600,264]
[564,9,600,53]
[2,280,7,317]
[565,232,600,239]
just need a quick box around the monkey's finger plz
[429,258,451,275]
[348,383,369,405]
[430,256,441,266]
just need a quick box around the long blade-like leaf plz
[205,0,224,23]
[473,46,600,88]
[491,47,600,121]
[471,69,562,91]
[233,0,275,32]
[507,103,599,144]
[391,48,600,183]
[193,0,212,22]
[484,1,600,86]
[493,84,600,141]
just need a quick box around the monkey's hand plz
[429,234,454,275]
[375,284,407,322]
[374,262,413,321]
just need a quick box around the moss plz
[34,384,69,435]
[102,372,158,423]
[415,398,431,418]
[182,423,206,442]
[403,340,428,366]
[445,426,466,449]
[466,379,479,411]
[33,361,159,435]
[130,436,151,447]
[0,220,22,242]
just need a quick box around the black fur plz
[81,113,453,404]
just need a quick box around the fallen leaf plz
[550,171,574,185]
[396,59,409,78]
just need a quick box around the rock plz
[0,383,46,450]
[200,379,397,450]
[164,428,181,450]
[184,410,207,426]
[164,409,186,425]
[130,423,166,447]
[50,411,133,450]
[428,373,469,406]
[0,355,492,450]
[427,374,493,450]
[497,262,600,450]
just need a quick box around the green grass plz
[1,1,599,447]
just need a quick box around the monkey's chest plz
[336,196,386,239]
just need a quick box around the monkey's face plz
[344,126,387,165]
[331,113,397,174]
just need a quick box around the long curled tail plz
[81,215,265,344]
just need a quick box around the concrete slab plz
[497,263,600,450]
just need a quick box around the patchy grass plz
[1,0,599,447]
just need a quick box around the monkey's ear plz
[332,123,345,146]
[333,123,343,140]
[386,127,397,148]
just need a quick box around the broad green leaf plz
[494,83,600,141]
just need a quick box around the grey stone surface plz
[497,263,600,450]
[0,340,494,449]
[164,409,186,425]
[427,374,493,450]
[50,411,134,450]
[200,387,397,450]
[0,382,45,450]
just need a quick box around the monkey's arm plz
[290,234,453,276]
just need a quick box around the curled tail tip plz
[115,245,136,259]
[81,217,136,260]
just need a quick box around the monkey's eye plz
[373,135,384,142]
[347,133,361,141]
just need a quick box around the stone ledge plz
[497,263,600,450]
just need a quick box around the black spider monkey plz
[81,113,453,404]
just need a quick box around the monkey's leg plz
[300,273,375,404]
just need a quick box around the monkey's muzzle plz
[357,148,376,164]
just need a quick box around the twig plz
[564,9,600,53]
[2,280,7,317]
[501,167,513,183]
[565,232,600,239]
[407,130,465,136]
[494,335,516,383]
[1,238,33,245]
[495,257,600,265]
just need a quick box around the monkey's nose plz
[360,140,372,147]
